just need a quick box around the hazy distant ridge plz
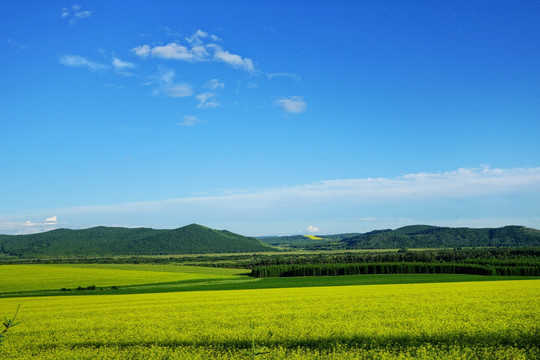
[259,225,540,249]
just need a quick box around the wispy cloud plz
[161,84,193,97]
[152,68,193,97]
[178,115,205,126]
[3,166,539,235]
[275,96,307,114]
[205,79,225,90]
[208,44,255,72]
[112,57,135,76]
[61,4,92,25]
[60,55,107,71]
[132,29,256,73]
[7,38,26,50]
[147,42,207,61]
[45,216,58,223]
[0,217,60,235]
[131,44,151,57]
[39,166,540,215]
[267,72,301,81]
[185,29,210,45]
[306,225,320,233]
[196,92,219,108]
[60,54,137,77]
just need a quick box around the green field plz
[1,280,538,359]
[0,264,246,293]
[1,263,539,359]
[1,263,535,298]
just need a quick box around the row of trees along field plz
[2,248,539,272]
[249,247,540,266]
[250,262,540,278]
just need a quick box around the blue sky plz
[1,1,539,235]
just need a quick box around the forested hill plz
[0,224,274,257]
[258,225,540,250]
[341,225,540,249]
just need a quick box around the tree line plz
[251,262,540,278]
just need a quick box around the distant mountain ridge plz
[341,225,540,249]
[259,225,540,249]
[2,224,539,258]
[0,224,273,257]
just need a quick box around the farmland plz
[0,263,534,298]
[1,276,539,359]
[0,264,246,293]
[1,254,539,359]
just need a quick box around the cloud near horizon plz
[0,217,60,235]
[2,166,539,235]
[34,166,540,213]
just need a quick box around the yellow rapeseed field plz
[304,235,324,240]
[1,280,539,359]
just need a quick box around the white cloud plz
[186,29,208,44]
[60,55,107,71]
[6,166,538,235]
[43,166,540,215]
[62,5,92,24]
[206,79,225,90]
[209,45,255,72]
[75,10,92,19]
[162,84,193,97]
[267,72,301,81]
[178,115,205,126]
[132,45,151,58]
[112,57,135,76]
[152,69,193,98]
[112,57,134,70]
[306,225,320,233]
[131,30,255,72]
[0,218,60,235]
[158,69,175,84]
[151,43,203,61]
[7,38,26,50]
[275,96,307,114]
[200,101,219,108]
[196,92,219,108]
[190,45,209,58]
[196,93,213,102]
[45,216,58,223]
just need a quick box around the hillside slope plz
[0,224,274,257]
[341,225,540,249]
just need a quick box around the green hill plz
[258,225,540,250]
[259,235,320,246]
[0,224,274,257]
[258,233,361,248]
[341,225,540,249]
